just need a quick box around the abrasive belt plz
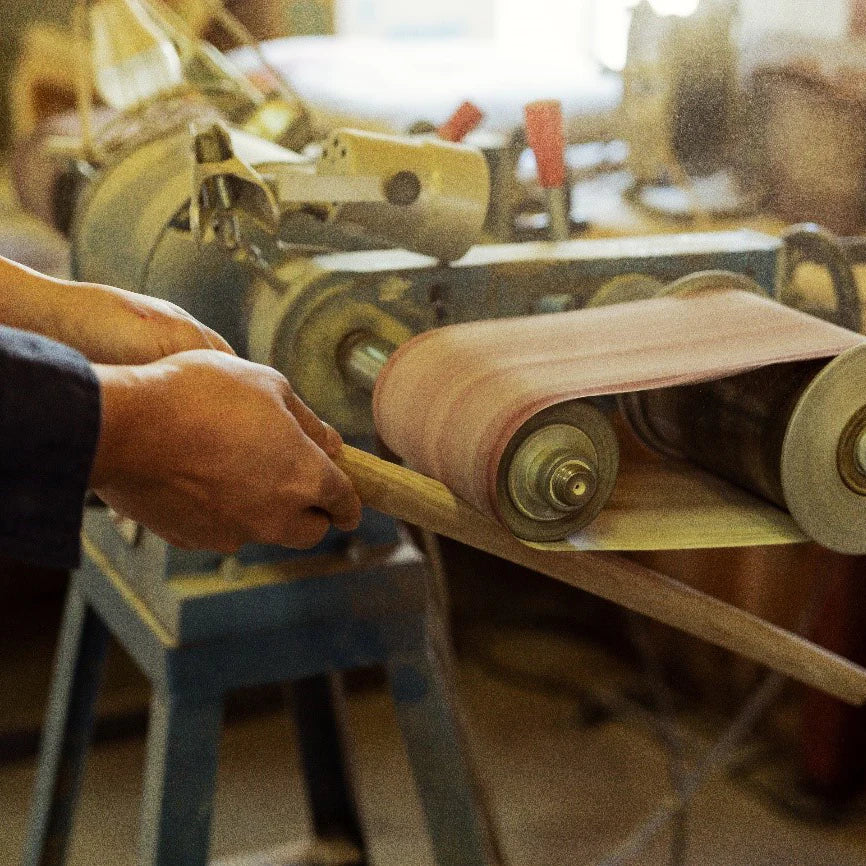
[372,288,865,551]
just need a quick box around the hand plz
[91,351,362,552]
[0,255,233,363]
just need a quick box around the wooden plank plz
[337,445,866,706]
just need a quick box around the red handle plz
[438,101,484,143]
[524,99,566,188]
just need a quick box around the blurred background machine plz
[0,0,800,238]
[11,0,866,238]
[6,2,866,866]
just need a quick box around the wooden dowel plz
[337,445,866,706]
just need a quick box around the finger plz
[323,423,343,459]
[201,324,236,356]
[327,490,362,532]
[313,458,363,531]
[210,536,245,555]
[282,387,338,456]
[157,509,246,552]
[332,507,362,533]
[287,510,332,549]
[158,530,199,551]
[162,530,243,555]
[283,436,361,530]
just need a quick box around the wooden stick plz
[337,445,866,706]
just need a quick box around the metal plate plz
[531,455,805,551]
[782,344,866,554]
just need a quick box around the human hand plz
[91,351,362,552]
[0,255,233,364]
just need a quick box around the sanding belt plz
[373,287,866,551]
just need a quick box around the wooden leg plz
[139,689,223,866]
[290,673,367,860]
[23,584,109,866]
[387,613,506,866]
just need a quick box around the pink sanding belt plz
[372,288,865,531]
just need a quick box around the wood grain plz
[337,445,866,706]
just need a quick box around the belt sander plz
[47,11,866,701]
[65,112,866,555]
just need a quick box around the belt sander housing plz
[244,231,780,435]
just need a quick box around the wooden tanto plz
[337,445,866,707]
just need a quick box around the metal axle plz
[338,332,394,393]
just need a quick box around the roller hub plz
[498,401,619,542]
[549,458,597,509]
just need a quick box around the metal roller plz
[620,346,866,555]
[341,331,619,543]
[585,273,665,308]
[494,400,619,543]
[587,268,768,310]
[782,345,866,554]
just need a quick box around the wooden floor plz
[2,620,866,866]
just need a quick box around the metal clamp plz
[189,120,281,247]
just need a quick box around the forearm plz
[0,255,72,338]
[0,255,235,364]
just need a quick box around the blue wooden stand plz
[23,507,501,865]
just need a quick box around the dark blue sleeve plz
[0,324,101,569]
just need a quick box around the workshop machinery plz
[21,3,866,863]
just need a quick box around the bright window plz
[335,0,701,69]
